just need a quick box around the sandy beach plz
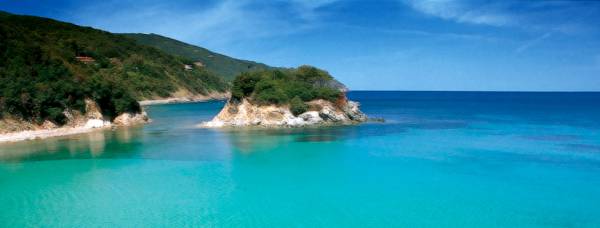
[0,125,110,144]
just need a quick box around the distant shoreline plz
[346,90,600,93]
[139,92,229,106]
[139,97,227,106]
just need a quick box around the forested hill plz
[0,11,228,124]
[122,33,273,80]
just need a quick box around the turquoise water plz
[1,91,600,227]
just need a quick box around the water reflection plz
[216,120,458,152]
[219,128,296,153]
[295,135,338,142]
[0,127,143,162]
[88,131,106,156]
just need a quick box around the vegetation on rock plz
[230,65,344,115]
[290,96,308,116]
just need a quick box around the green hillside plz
[122,33,272,80]
[0,12,227,124]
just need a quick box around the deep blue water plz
[1,91,600,227]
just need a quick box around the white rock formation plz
[83,119,110,129]
[113,111,150,126]
[200,98,366,128]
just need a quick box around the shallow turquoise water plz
[1,92,600,227]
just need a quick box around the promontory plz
[200,66,367,128]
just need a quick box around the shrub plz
[45,107,67,125]
[290,96,308,116]
[231,72,262,100]
[314,87,341,102]
[254,79,288,105]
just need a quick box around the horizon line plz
[347,90,600,93]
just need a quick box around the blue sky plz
[2,0,600,91]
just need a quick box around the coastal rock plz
[200,98,366,128]
[41,120,58,129]
[298,111,323,124]
[113,111,150,126]
[1,99,150,143]
[85,99,104,119]
[84,119,110,129]
[318,105,346,122]
[344,101,368,121]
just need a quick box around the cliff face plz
[200,98,367,128]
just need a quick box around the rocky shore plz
[0,99,148,143]
[0,91,230,143]
[200,98,367,128]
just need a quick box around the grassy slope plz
[0,12,228,123]
[122,33,273,80]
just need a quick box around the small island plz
[201,65,367,128]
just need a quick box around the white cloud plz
[71,0,338,47]
[403,0,513,26]
[515,32,552,54]
[337,23,500,42]
[402,0,598,36]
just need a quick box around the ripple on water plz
[564,144,600,153]
[295,135,338,142]
[521,134,581,142]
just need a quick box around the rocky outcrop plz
[200,98,367,128]
[0,99,149,143]
[70,99,149,128]
[113,111,149,126]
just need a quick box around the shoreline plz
[0,125,110,144]
[139,92,229,106]
[0,94,228,144]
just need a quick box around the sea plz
[1,91,600,227]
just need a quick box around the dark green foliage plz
[296,65,333,83]
[254,79,288,105]
[121,33,273,80]
[0,12,227,124]
[45,107,67,125]
[290,96,308,116]
[231,72,263,100]
[85,75,140,119]
[314,87,342,102]
[230,66,343,108]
